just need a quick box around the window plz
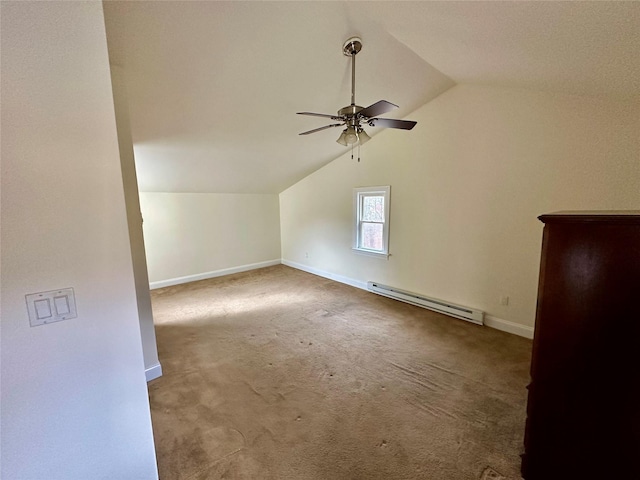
[353,186,390,257]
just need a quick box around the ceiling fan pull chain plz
[358,143,361,162]
[351,143,354,160]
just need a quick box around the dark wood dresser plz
[522,211,640,479]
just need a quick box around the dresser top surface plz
[539,211,640,224]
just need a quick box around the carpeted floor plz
[148,265,531,480]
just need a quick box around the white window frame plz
[353,186,390,258]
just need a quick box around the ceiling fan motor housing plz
[338,105,364,124]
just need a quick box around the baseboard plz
[149,259,282,289]
[151,258,534,340]
[145,362,163,382]
[281,259,368,291]
[283,260,534,339]
[484,315,534,339]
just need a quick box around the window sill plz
[352,248,390,259]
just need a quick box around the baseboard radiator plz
[367,282,484,325]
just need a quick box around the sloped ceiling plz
[103,1,640,194]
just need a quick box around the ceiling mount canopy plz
[342,36,362,57]
[297,36,417,153]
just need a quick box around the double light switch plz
[26,288,77,327]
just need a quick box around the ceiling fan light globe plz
[336,131,348,146]
[358,129,371,145]
[345,127,358,145]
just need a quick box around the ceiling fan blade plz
[297,112,343,121]
[299,123,343,135]
[368,118,417,130]
[359,100,398,119]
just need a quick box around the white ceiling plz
[103,1,640,194]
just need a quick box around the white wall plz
[139,192,281,286]
[1,2,158,479]
[109,65,161,381]
[280,85,640,335]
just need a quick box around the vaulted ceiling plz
[103,1,640,194]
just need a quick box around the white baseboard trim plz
[484,315,534,339]
[154,258,534,340]
[149,259,282,290]
[145,362,163,382]
[283,260,534,339]
[281,259,368,291]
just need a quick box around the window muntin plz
[354,186,390,256]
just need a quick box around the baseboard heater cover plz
[367,282,484,325]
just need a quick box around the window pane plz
[361,222,383,250]
[362,196,384,222]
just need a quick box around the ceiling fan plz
[297,37,417,151]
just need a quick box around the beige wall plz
[139,192,281,286]
[280,84,640,335]
[1,2,157,479]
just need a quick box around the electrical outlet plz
[305,252,309,259]
[500,296,509,306]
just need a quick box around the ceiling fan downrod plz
[343,37,362,107]
[338,37,364,121]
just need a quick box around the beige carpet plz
[148,265,531,480]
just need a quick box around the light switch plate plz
[26,288,77,327]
